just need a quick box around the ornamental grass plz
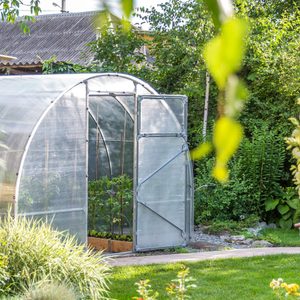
[0,213,110,299]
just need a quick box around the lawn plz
[109,254,300,299]
[258,228,300,246]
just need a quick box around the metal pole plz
[61,0,66,12]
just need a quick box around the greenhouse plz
[0,73,193,251]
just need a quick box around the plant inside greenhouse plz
[88,175,133,238]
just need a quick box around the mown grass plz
[109,254,300,299]
[260,228,300,246]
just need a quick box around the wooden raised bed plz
[88,237,133,253]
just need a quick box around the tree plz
[0,0,41,32]
[89,23,148,74]
[237,0,300,137]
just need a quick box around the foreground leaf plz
[212,117,243,182]
[203,18,248,89]
[190,142,212,160]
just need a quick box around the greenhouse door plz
[134,95,192,251]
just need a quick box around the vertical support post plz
[119,110,127,234]
[202,71,210,140]
[85,81,89,245]
[133,84,138,251]
[96,105,99,180]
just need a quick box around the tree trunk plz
[202,71,210,140]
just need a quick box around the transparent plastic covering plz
[0,74,89,214]
[0,73,193,249]
[18,84,87,241]
[88,95,134,178]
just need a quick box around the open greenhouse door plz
[134,95,193,251]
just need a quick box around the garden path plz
[108,247,300,266]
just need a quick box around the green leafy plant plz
[0,0,41,33]
[42,56,93,74]
[194,124,286,223]
[88,230,133,242]
[133,267,196,300]
[0,213,110,299]
[259,228,300,247]
[265,187,300,229]
[166,267,196,300]
[202,217,259,235]
[286,106,300,198]
[88,175,133,236]
[133,279,159,300]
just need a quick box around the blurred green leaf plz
[93,10,110,32]
[213,117,243,164]
[121,0,134,19]
[212,117,243,182]
[191,142,212,160]
[225,75,249,117]
[121,18,131,32]
[202,0,221,29]
[203,18,248,89]
[212,164,229,183]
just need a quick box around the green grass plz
[109,254,300,299]
[260,228,300,246]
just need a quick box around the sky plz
[19,0,166,28]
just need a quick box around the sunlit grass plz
[110,254,300,299]
[259,228,300,246]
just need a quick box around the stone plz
[267,223,277,229]
[230,235,246,242]
[240,238,253,246]
[247,228,261,236]
[252,240,273,248]
[220,235,230,242]
[258,222,267,228]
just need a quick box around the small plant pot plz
[110,239,133,252]
[88,237,111,252]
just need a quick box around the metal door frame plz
[133,95,193,251]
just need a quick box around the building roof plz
[0,11,110,67]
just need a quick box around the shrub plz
[265,187,300,228]
[194,125,286,223]
[201,217,259,235]
[0,214,110,299]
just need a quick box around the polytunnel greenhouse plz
[0,73,193,251]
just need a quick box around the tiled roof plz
[0,11,103,66]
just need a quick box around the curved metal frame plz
[88,109,113,178]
